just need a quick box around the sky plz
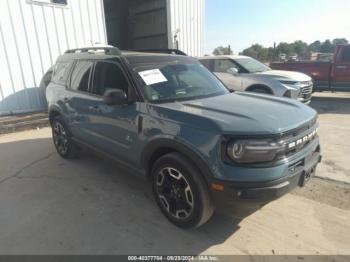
[204,0,350,55]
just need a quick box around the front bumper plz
[298,92,312,104]
[298,82,313,104]
[282,81,313,104]
[211,144,322,204]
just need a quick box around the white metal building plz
[0,0,205,115]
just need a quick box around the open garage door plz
[104,0,169,50]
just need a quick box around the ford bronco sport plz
[46,47,321,228]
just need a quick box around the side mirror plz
[227,67,239,76]
[103,89,128,105]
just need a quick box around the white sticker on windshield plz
[138,69,168,86]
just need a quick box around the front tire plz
[152,153,214,229]
[51,116,79,159]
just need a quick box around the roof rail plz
[133,49,188,56]
[65,46,121,55]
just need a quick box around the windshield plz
[234,57,271,73]
[134,62,229,103]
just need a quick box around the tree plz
[267,47,276,61]
[308,41,321,52]
[242,44,270,61]
[213,45,233,55]
[320,39,334,53]
[332,38,348,45]
[293,40,308,57]
[237,37,348,63]
[276,42,295,56]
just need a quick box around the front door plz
[83,60,140,165]
[212,59,244,91]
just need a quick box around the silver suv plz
[199,55,313,104]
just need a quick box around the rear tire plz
[152,153,214,229]
[51,116,79,159]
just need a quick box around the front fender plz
[140,137,214,185]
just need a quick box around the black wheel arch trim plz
[48,105,64,124]
[246,84,274,94]
[141,138,214,185]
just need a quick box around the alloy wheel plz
[156,167,194,219]
[53,121,69,155]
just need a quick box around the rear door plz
[64,60,95,141]
[332,46,350,91]
[128,0,168,49]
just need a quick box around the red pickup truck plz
[271,45,350,92]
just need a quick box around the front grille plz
[283,123,318,157]
[280,117,317,138]
[298,81,313,98]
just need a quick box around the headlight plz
[280,80,299,85]
[227,139,285,164]
[225,127,319,164]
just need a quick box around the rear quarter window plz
[52,62,72,85]
[70,61,93,92]
[341,47,350,62]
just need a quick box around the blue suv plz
[46,47,321,228]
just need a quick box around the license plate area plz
[299,165,316,187]
[298,146,321,187]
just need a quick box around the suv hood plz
[159,93,317,135]
[254,70,311,82]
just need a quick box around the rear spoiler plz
[133,49,188,56]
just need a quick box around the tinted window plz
[199,59,211,70]
[70,61,93,92]
[52,62,71,85]
[341,47,350,62]
[213,59,238,73]
[30,0,67,5]
[234,57,271,73]
[92,62,129,96]
[52,0,67,4]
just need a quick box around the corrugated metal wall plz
[168,0,205,57]
[0,0,107,115]
[0,0,205,115]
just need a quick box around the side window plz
[341,47,350,63]
[52,0,67,4]
[199,60,211,70]
[70,61,93,92]
[92,62,129,96]
[213,59,238,73]
[52,62,72,85]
